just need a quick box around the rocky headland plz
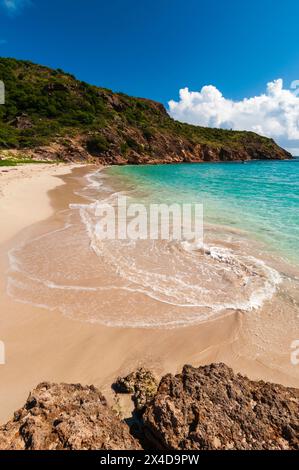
[0,58,292,166]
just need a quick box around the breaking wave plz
[7,169,282,328]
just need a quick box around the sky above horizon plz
[1,0,299,154]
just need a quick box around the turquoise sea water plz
[7,159,299,328]
[108,160,299,265]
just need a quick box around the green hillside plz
[0,58,291,163]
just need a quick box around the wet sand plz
[0,164,298,424]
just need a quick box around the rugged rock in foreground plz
[0,382,140,450]
[0,364,298,450]
[143,363,299,450]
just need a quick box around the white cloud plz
[2,0,30,14]
[3,0,18,11]
[168,79,299,154]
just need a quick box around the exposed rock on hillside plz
[0,58,292,164]
[0,382,140,450]
[143,363,299,450]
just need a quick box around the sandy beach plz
[0,163,298,424]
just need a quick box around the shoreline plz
[106,157,297,168]
[0,163,87,243]
[0,163,298,424]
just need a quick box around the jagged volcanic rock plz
[0,382,140,450]
[142,363,299,450]
[0,364,298,450]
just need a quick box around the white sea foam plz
[6,169,283,328]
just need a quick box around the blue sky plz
[1,0,299,153]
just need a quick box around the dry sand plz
[0,163,298,424]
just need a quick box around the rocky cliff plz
[0,364,298,450]
[0,58,292,164]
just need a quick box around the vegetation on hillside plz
[0,158,53,166]
[0,57,289,161]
